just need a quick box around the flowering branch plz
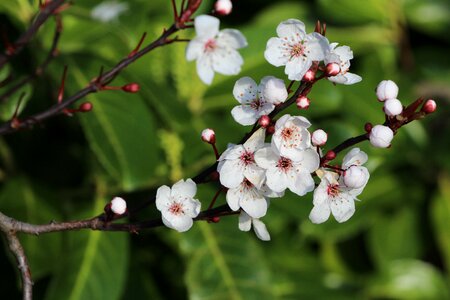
[0,0,66,70]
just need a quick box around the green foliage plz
[0,0,449,299]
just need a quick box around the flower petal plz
[217,29,247,49]
[304,32,329,61]
[186,38,204,61]
[233,76,258,104]
[342,148,368,168]
[195,15,220,38]
[254,146,278,169]
[298,148,320,172]
[226,186,242,211]
[244,164,265,189]
[243,128,266,152]
[266,168,287,193]
[196,55,214,84]
[276,19,306,39]
[231,105,258,126]
[238,211,252,231]
[240,189,267,218]
[264,37,289,67]
[167,214,194,232]
[342,73,362,85]
[212,48,243,75]
[155,185,171,211]
[330,194,355,223]
[252,219,271,241]
[183,198,202,218]
[285,56,311,81]
[218,159,244,188]
[172,178,197,199]
[288,171,315,196]
[309,204,331,224]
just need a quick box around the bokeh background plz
[0,0,449,299]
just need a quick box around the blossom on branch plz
[264,19,329,80]
[226,179,269,218]
[238,211,271,241]
[186,15,247,84]
[156,179,201,232]
[324,43,361,85]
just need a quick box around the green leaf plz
[368,209,423,269]
[45,197,129,300]
[180,218,273,300]
[0,177,62,280]
[367,260,450,299]
[430,173,450,272]
[69,65,157,191]
[0,83,33,122]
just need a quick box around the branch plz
[0,0,66,70]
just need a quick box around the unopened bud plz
[325,63,340,77]
[383,98,403,116]
[211,216,221,223]
[262,77,288,104]
[312,129,327,146]
[296,95,310,109]
[376,80,398,102]
[343,166,368,189]
[267,125,275,135]
[325,150,336,161]
[369,125,393,148]
[302,69,316,82]
[421,99,436,114]
[214,0,232,15]
[79,102,93,112]
[110,197,127,215]
[364,122,373,133]
[201,128,216,144]
[122,83,140,93]
[258,115,271,128]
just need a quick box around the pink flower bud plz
[325,63,340,77]
[302,69,316,82]
[325,150,336,161]
[343,166,367,189]
[79,102,93,112]
[122,83,140,93]
[111,197,127,215]
[383,98,403,116]
[369,125,394,148]
[421,99,436,114]
[258,115,271,128]
[312,129,327,146]
[201,128,216,144]
[376,80,398,102]
[364,122,373,133]
[214,0,232,15]
[296,95,310,109]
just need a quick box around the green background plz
[0,0,449,299]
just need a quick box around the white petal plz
[212,48,243,75]
[155,185,171,211]
[309,204,331,224]
[288,171,315,196]
[298,148,320,173]
[196,55,214,84]
[330,194,355,223]
[328,74,348,84]
[195,15,219,38]
[276,19,306,38]
[254,146,278,169]
[274,114,291,131]
[243,128,266,152]
[244,164,265,189]
[167,214,194,232]
[218,144,244,161]
[333,45,353,61]
[183,198,202,218]
[238,211,252,231]
[240,189,267,218]
[252,219,271,241]
[233,77,258,103]
[264,37,289,67]
[231,105,258,126]
[285,57,311,81]
[305,33,329,61]
[218,160,244,188]
[342,73,362,85]
[226,187,242,211]
[172,178,197,199]
[342,148,368,168]
[266,168,287,193]
[217,29,247,49]
[185,38,204,61]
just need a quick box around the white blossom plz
[384,98,403,116]
[217,129,266,189]
[264,19,329,80]
[186,15,247,85]
[214,0,232,15]
[91,1,128,23]
[376,80,399,102]
[226,179,269,218]
[324,43,361,85]
[271,114,313,160]
[370,125,394,148]
[342,148,370,189]
[156,179,201,232]
[311,129,327,146]
[238,211,270,241]
[342,147,368,168]
[255,146,319,196]
[201,128,216,143]
[110,197,127,215]
[231,76,287,126]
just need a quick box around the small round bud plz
[376,80,398,102]
[302,69,316,82]
[421,99,436,114]
[258,115,271,128]
[79,102,93,112]
[369,125,394,148]
[325,63,340,77]
[383,98,403,116]
[122,83,140,93]
[262,77,288,104]
[201,128,216,144]
[312,129,327,146]
[211,216,221,223]
[110,197,127,215]
[210,170,220,181]
[266,125,275,135]
[343,166,368,189]
[296,95,310,109]
[214,0,232,15]
[364,122,373,133]
[325,150,336,161]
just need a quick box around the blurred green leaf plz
[0,83,32,122]
[0,177,62,280]
[45,197,129,300]
[367,260,450,299]
[404,0,450,40]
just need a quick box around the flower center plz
[290,42,305,58]
[327,184,340,198]
[242,178,254,189]
[281,126,301,148]
[240,151,255,165]
[168,202,184,215]
[204,38,217,52]
[276,157,292,172]
[250,98,262,110]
